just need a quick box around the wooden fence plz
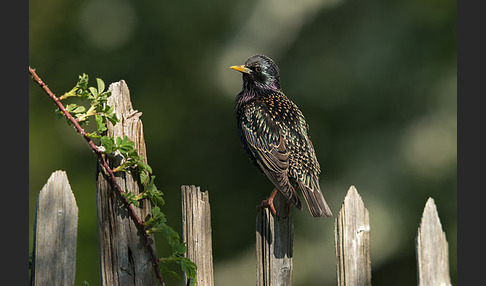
[30,172,453,286]
[30,81,453,285]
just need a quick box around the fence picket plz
[181,185,215,286]
[334,185,371,286]
[31,170,78,286]
[256,192,294,286]
[96,80,158,285]
[416,198,452,286]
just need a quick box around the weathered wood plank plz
[334,185,371,286]
[256,192,293,286]
[181,185,214,286]
[96,80,158,285]
[416,198,452,286]
[31,170,78,286]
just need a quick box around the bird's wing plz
[240,102,301,209]
[286,107,332,217]
[287,108,322,187]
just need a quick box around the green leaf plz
[138,161,152,174]
[160,266,180,279]
[113,136,135,156]
[100,136,115,153]
[76,73,89,91]
[180,258,197,281]
[119,141,135,155]
[96,78,105,94]
[150,188,165,206]
[65,104,78,112]
[155,194,165,206]
[95,114,107,132]
[161,223,181,247]
[173,242,187,255]
[89,86,98,97]
[102,105,118,125]
[121,192,140,207]
[73,105,86,113]
[107,114,119,125]
[99,91,112,103]
[188,278,197,286]
[139,170,149,185]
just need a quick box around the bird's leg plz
[257,187,279,216]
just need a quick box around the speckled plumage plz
[231,54,332,218]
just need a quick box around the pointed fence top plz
[40,170,75,197]
[416,197,452,286]
[335,185,371,286]
[420,198,442,229]
[344,185,362,203]
[33,170,78,286]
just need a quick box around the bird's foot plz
[257,198,277,216]
[257,187,279,217]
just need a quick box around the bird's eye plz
[255,66,262,73]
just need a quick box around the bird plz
[230,54,332,218]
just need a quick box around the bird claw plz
[257,198,277,217]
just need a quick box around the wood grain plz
[334,185,371,286]
[181,185,214,286]
[32,170,78,286]
[416,198,452,286]
[96,80,158,285]
[256,192,294,286]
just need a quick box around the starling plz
[230,54,332,218]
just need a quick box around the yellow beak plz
[230,65,251,74]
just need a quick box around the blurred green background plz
[29,0,456,285]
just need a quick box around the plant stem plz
[29,66,165,286]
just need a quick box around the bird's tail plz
[299,178,332,218]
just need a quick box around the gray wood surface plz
[334,185,371,286]
[416,198,452,286]
[256,192,294,286]
[181,185,215,286]
[31,170,78,286]
[96,80,158,285]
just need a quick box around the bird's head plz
[230,54,281,93]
